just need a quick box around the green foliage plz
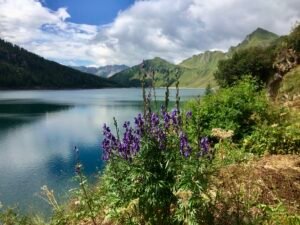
[204,83,213,96]
[214,47,275,87]
[242,114,300,155]
[258,204,300,225]
[0,39,118,89]
[99,129,213,224]
[286,23,300,53]
[187,77,300,156]
[215,24,300,89]
[278,65,300,98]
[187,77,271,140]
[213,139,254,167]
[0,207,42,225]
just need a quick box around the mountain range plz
[109,27,279,87]
[0,27,279,89]
[72,65,129,78]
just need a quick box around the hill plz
[110,28,279,88]
[228,27,279,54]
[0,39,118,89]
[180,28,279,87]
[110,57,180,87]
[178,51,227,87]
[72,65,129,78]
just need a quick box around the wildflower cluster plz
[102,121,141,161]
[101,107,206,161]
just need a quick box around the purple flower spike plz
[134,113,145,135]
[123,121,130,129]
[186,111,192,119]
[180,132,192,157]
[151,113,160,127]
[200,137,210,155]
[171,108,179,126]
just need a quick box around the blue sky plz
[43,0,134,25]
[0,0,299,67]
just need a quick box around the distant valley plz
[72,65,129,78]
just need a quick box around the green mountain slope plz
[110,27,279,88]
[229,28,279,54]
[179,28,279,87]
[178,51,227,87]
[110,57,180,87]
[0,39,118,89]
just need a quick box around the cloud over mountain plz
[0,0,299,66]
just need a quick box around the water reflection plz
[0,88,203,215]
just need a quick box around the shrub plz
[287,23,300,53]
[0,207,41,225]
[242,117,300,155]
[186,77,271,141]
[214,47,275,87]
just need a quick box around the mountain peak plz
[246,27,278,40]
[253,27,271,33]
[141,57,173,67]
[229,27,279,54]
[147,57,168,63]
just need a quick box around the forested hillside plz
[0,39,118,89]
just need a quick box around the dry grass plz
[212,154,300,222]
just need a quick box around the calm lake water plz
[0,88,204,216]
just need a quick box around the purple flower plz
[101,107,193,161]
[179,132,192,157]
[134,113,145,135]
[160,106,171,129]
[102,121,141,161]
[151,113,160,127]
[186,111,192,119]
[199,137,210,156]
[104,123,111,132]
[171,108,179,126]
[171,108,178,117]
[123,121,130,129]
[102,123,120,160]
[154,127,167,150]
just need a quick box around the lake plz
[0,88,204,216]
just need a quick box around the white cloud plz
[0,0,299,66]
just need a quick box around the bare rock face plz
[268,49,299,99]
